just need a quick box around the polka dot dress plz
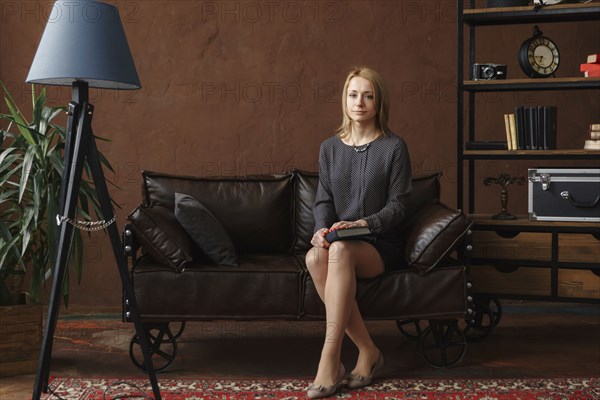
[314,133,412,235]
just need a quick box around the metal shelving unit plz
[457,1,600,305]
[457,1,600,212]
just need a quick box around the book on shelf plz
[541,106,557,150]
[511,106,557,150]
[590,124,600,140]
[580,63,600,77]
[582,123,600,150]
[586,54,600,64]
[515,107,526,150]
[584,71,600,78]
[503,113,512,150]
[584,140,600,150]
[528,107,538,150]
[508,113,517,151]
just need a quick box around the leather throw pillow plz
[174,193,239,267]
[127,205,193,272]
[404,202,472,275]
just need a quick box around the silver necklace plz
[352,143,370,153]
[350,133,377,153]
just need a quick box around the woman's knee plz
[328,241,352,266]
[327,241,382,277]
[306,248,328,277]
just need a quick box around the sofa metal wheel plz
[462,295,502,341]
[486,297,502,327]
[129,324,177,372]
[396,319,427,339]
[170,321,186,340]
[419,320,466,368]
[462,305,495,341]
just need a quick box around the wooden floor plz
[1,301,599,399]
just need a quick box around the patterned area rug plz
[42,377,599,399]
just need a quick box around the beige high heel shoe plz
[307,363,345,399]
[347,352,384,390]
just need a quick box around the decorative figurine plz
[484,174,526,220]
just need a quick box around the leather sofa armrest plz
[127,205,194,272]
[404,202,472,275]
[123,223,140,259]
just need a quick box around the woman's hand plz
[329,219,368,231]
[311,220,369,248]
[311,228,331,248]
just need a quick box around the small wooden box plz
[0,304,42,377]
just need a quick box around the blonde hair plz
[336,66,391,139]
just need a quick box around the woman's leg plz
[305,241,384,385]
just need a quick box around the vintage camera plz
[473,63,507,80]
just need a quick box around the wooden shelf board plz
[464,3,599,14]
[465,77,600,85]
[462,77,600,91]
[469,214,600,229]
[461,149,600,160]
[463,149,600,156]
[463,3,600,25]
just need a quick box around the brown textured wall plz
[1,1,599,306]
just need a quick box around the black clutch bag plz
[325,227,375,243]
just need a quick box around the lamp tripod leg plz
[33,102,91,399]
[32,99,161,400]
[85,128,162,400]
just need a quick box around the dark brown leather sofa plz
[123,170,474,371]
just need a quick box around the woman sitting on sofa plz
[306,66,412,398]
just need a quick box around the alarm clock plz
[519,25,560,78]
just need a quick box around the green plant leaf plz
[0,151,20,175]
[0,164,22,188]
[0,145,18,165]
[18,145,36,203]
[0,81,27,125]
[1,99,34,145]
[20,207,35,257]
[1,80,118,304]
[32,171,43,225]
[0,221,23,270]
[47,106,64,122]
[32,88,46,133]
[0,188,19,205]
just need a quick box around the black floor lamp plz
[26,1,161,399]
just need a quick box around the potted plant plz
[0,82,114,306]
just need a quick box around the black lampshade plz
[26,0,140,90]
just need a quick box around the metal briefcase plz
[528,168,600,222]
